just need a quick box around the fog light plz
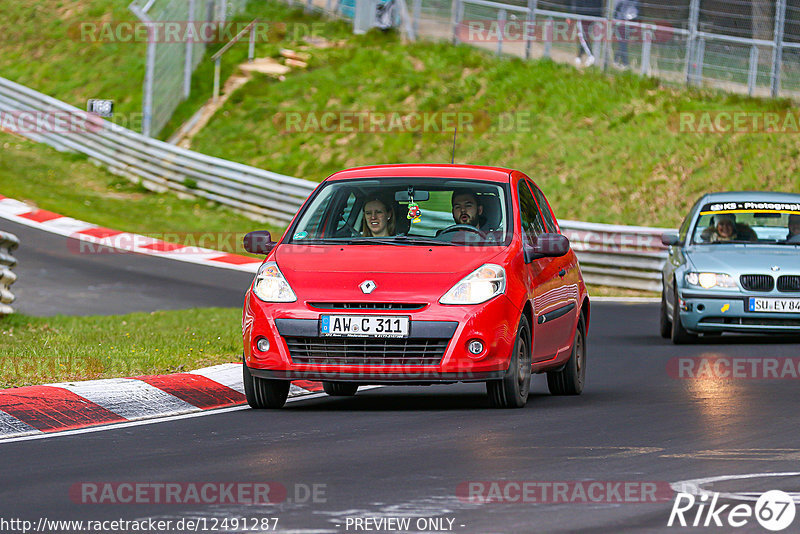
[256,337,270,352]
[467,339,484,355]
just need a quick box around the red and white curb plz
[0,195,262,273]
[0,364,323,441]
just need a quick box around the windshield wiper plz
[393,236,456,246]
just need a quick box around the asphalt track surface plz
[3,219,253,315]
[3,218,800,532]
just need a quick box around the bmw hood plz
[684,245,800,275]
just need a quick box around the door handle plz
[559,269,567,277]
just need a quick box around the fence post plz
[413,0,421,41]
[184,0,196,99]
[451,0,461,44]
[497,8,506,56]
[525,0,537,60]
[684,0,700,85]
[213,57,222,102]
[771,0,787,98]
[641,24,654,76]
[248,21,256,61]
[601,0,614,70]
[543,17,552,58]
[748,45,758,96]
[691,36,705,85]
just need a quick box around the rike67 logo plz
[668,490,796,531]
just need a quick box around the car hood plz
[685,245,800,275]
[273,244,507,301]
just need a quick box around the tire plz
[670,285,696,345]
[322,381,359,396]
[243,359,290,409]
[487,314,532,409]
[659,288,671,339]
[547,314,587,395]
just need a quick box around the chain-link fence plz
[129,0,248,137]
[300,0,800,101]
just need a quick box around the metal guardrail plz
[0,231,18,316]
[0,76,318,225]
[559,220,670,292]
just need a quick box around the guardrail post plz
[771,0,787,98]
[684,0,700,85]
[0,231,18,317]
[748,45,759,96]
[497,9,506,56]
[524,0,537,60]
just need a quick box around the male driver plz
[787,214,800,244]
[451,189,483,227]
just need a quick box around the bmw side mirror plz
[524,233,570,262]
[243,231,275,254]
[661,231,682,247]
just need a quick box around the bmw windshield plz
[691,201,800,245]
[287,178,512,246]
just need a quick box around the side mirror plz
[661,231,682,247]
[243,231,275,255]
[524,233,570,262]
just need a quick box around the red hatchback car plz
[242,164,589,408]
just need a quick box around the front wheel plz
[487,314,531,408]
[243,359,290,409]
[322,381,359,396]
[670,286,696,345]
[659,289,671,339]
[547,314,587,395]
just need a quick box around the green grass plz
[0,131,283,254]
[0,308,242,388]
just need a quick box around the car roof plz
[698,191,800,204]
[324,164,515,183]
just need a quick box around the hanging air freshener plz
[407,201,422,224]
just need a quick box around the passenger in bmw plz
[700,213,757,243]
[787,214,800,243]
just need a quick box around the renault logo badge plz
[360,280,376,294]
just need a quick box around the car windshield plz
[691,201,800,245]
[288,177,511,246]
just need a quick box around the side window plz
[336,192,359,233]
[517,180,545,245]
[530,184,558,233]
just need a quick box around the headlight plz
[440,264,505,305]
[252,262,297,302]
[685,272,737,289]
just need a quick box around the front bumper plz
[243,293,520,382]
[678,290,800,334]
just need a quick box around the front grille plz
[308,302,425,310]
[777,275,800,292]
[285,336,448,366]
[740,274,774,292]
[700,316,800,327]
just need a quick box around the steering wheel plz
[436,224,487,239]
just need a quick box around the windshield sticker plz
[293,231,308,240]
[407,201,422,224]
[701,201,800,214]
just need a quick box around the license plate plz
[748,297,800,313]
[320,315,410,338]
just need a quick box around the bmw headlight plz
[685,272,737,289]
[252,262,297,302]
[440,264,505,305]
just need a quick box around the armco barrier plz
[559,220,670,292]
[0,230,18,316]
[0,76,671,291]
[0,77,317,226]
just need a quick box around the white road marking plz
[54,378,199,420]
[189,363,245,395]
